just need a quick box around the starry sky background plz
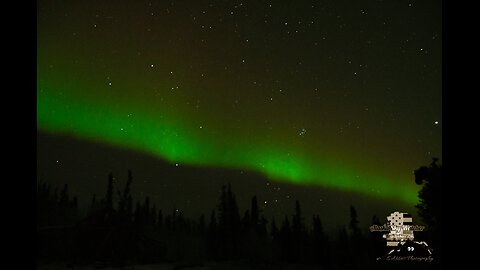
[37,0,441,231]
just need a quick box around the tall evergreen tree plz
[251,196,259,226]
[105,173,114,211]
[291,200,305,262]
[312,215,330,266]
[279,215,292,261]
[207,209,218,259]
[348,206,363,266]
[218,185,227,228]
[216,184,241,259]
[414,158,442,249]
[292,200,305,235]
[227,184,241,228]
[118,170,133,217]
[349,205,361,239]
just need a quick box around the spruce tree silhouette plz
[217,184,241,260]
[105,173,114,212]
[40,174,415,267]
[414,157,442,260]
[37,181,81,263]
[251,195,259,230]
[349,205,361,240]
[279,215,292,262]
[241,196,269,263]
[312,214,330,267]
[37,182,50,226]
[291,200,306,262]
[92,173,121,262]
[207,209,218,259]
[117,170,133,221]
[348,205,363,267]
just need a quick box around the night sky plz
[37,0,441,230]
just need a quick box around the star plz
[37,0,441,227]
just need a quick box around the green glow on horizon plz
[37,88,419,205]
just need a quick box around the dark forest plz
[37,159,442,270]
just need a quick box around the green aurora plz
[37,87,419,205]
[36,0,442,208]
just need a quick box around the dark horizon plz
[37,137,441,268]
[38,129,420,233]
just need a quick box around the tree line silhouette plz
[38,159,441,268]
